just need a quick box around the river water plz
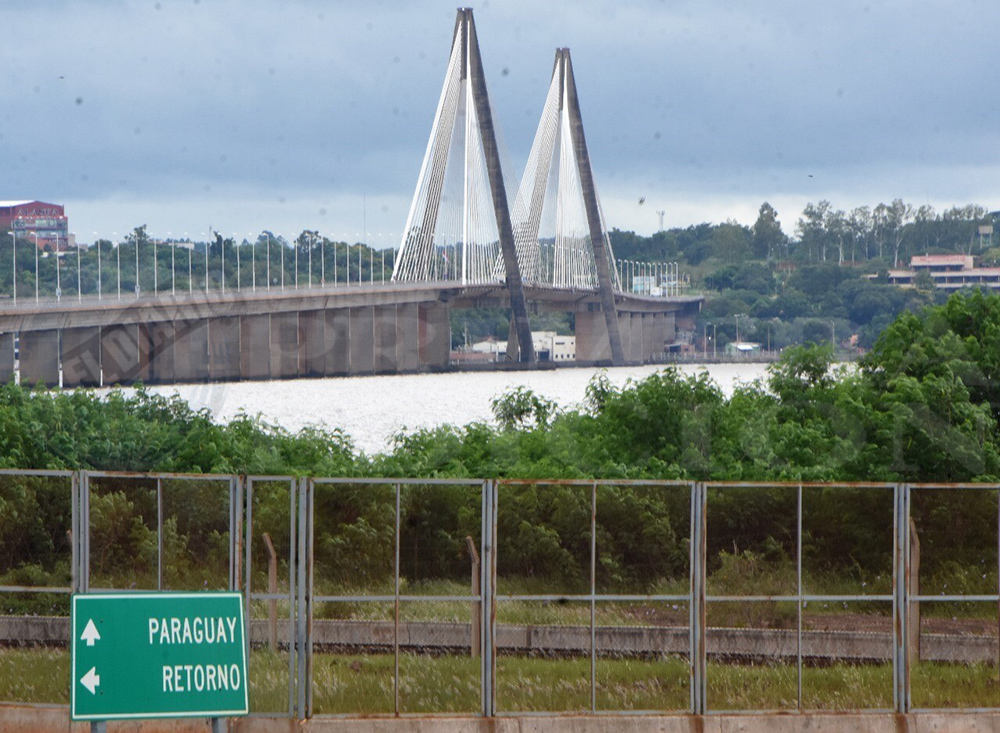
[130,363,772,455]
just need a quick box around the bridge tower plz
[393,8,535,363]
[516,48,626,365]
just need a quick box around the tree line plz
[612,199,996,268]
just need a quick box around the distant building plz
[469,331,577,362]
[724,341,761,356]
[881,254,1000,290]
[0,200,71,250]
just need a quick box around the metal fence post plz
[81,470,91,593]
[306,477,314,717]
[296,477,309,719]
[71,471,80,595]
[486,478,497,716]
[690,481,706,715]
[242,477,253,702]
[235,476,245,592]
[156,478,164,590]
[893,482,911,713]
[479,479,489,716]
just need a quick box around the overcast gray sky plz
[3,0,999,245]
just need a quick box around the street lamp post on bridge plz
[6,231,14,307]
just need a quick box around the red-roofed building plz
[882,254,1000,290]
[0,200,71,250]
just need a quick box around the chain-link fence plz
[0,472,998,717]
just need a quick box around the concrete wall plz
[3,708,999,733]
[1,614,993,664]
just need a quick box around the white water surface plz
[130,363,772,456]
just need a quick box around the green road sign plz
[71,593,248,721]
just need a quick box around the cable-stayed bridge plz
[0,8,701,387]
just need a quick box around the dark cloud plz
[2,0,998,238]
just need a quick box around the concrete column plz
[374,305,398,374]
[139,322,175,385]
[324,309,350,376]
[0,332,14,382]
[270,313,299,379]
[298,311,326,377]
[240,315,271,381]
[617,313,632,363]
[396,303,419,373]
[209,317,241,381]
[630,312,643,363]
[418,303,450,369]
[101,324,140,386]
[173,319,210,383]
[663,312,676,345]
[61,326,102,388]
[349,306,375,375]
[642,314,656,361]
[575,307,611,363]
[652,313,667,357]
[20,330,60,387]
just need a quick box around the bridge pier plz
[209,317,241,381]
[270,313,298,379]
[374,306,397,373]
[173,319,209,383]
[575,307,611,363]
[298,311,325,377]
[101,324,140,386]
[141,321,176,384]
[418,303,450,369]
[0,332,14,382]
[240,315,270,380]
[324,309,350,376]
[20,329,61,386]
[61,326,102,388]
[349,306,375,375]
[396,303,419,373]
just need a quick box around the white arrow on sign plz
[81,619,101,646]
[81,667,100,695]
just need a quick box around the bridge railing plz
[0,472,996,717]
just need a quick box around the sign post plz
[71,593,248,723]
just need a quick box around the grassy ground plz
[3,647,997,713]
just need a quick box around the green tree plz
[751,202,786,260]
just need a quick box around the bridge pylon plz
[393,8,534,363]
[516,48,625,365]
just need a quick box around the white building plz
[470,331,576,362]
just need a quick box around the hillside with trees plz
[611,199,997,352]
